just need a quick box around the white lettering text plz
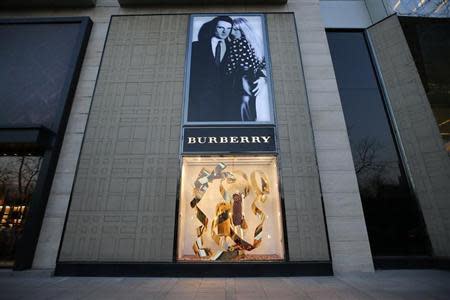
[251,136,261,143]
[240,136,250,143]
[230,136,239,143]
[261,136,271,143]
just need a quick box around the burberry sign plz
[187,135,271,145]
[183,127,276,153]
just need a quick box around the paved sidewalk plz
[0,269,449,299]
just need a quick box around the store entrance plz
[0,148,42,268]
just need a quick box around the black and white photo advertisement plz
[186,15,273,123]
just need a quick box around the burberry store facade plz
[0,0,449,276]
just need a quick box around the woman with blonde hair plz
[227,17,269,122]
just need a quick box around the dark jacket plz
[188,39,241,122]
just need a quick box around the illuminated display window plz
[177,156,284,261]
[0,154,42,267]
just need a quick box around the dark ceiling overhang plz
[118,0,287,5]
[0,0,287,8]
[0,0,96,9]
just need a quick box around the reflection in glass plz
[401,18,450,154]
[327,31,431,256]
[0,155,42,267]
[0,23,80,131]
[386,0,450,17]
[177,156,284,261]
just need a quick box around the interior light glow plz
[435,1,447,13]
[178,155,284,261]
[439,119,450,126]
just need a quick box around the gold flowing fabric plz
[191,163,231,258]
[191,163,270,260]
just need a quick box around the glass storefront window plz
[0,155,42,267]
[401,18,450,155]
[327,31,431,256]
[177,156,284,261]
